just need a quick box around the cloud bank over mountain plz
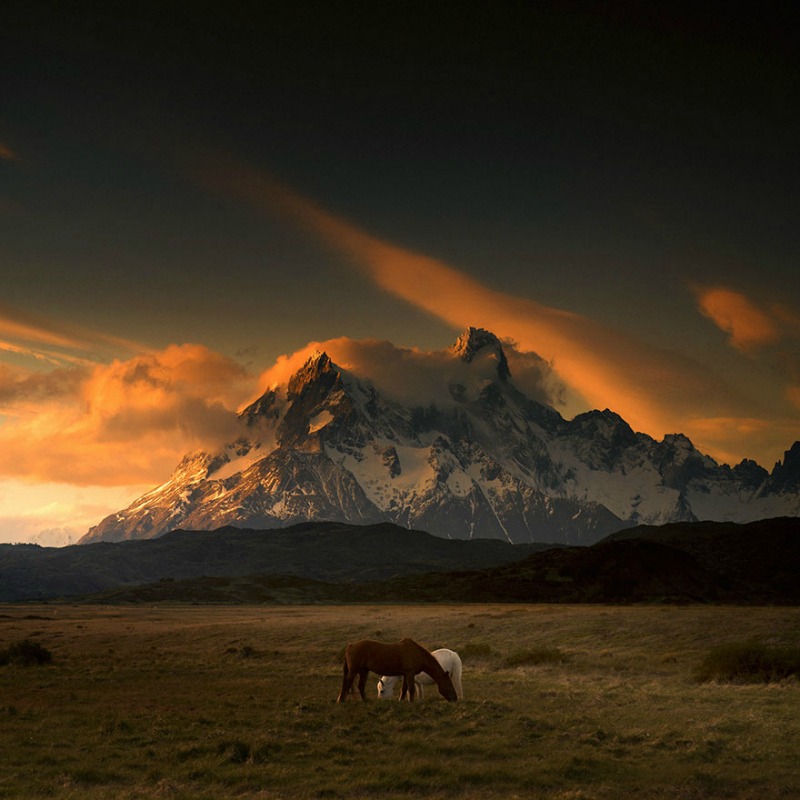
[252,335,563,412]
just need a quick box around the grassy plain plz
[1,603,799,799]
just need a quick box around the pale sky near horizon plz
[1,2,798,542]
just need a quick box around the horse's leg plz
[405,672,416,701]
[357,669,368,700]
[400,676,409,701]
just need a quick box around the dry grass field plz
[1,603,799,799]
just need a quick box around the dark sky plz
[0,1,798,539]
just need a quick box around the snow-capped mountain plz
[28,528,79,548]
[80,328,800,545]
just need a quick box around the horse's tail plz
[337,645,351,703]
[451,652,464,699]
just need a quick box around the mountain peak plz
[770,441,800,492]
[450,327,510,380]
[288,351,336,399]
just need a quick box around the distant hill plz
[0,521,548,602]
[4,517,797,605]
[389,516,800,604]
[603,516,800,602]
[73,517,800,606]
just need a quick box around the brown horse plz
[337,638,458,702]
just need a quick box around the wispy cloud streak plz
[0,303,148,366]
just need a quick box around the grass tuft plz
[217,739,252,763]
[0,638,53,666]
[505,647,568,667]
[693,641,800,683]
[459,641,493,660]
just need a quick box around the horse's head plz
[438,670,458,702]
[376,678,394,699]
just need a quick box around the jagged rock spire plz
[288,351,336,399]
[450,327,510,380]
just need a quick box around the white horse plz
[377,648,463,700]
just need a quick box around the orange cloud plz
[0,142,16,161]
[0,361,84,409]
[83,344,249,416]
[252,335,561,412]
[0,314,86,350]
[693,286,780,352]
[0,344,253,485]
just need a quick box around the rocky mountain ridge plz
[81,328,800,545]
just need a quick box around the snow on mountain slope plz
[81,328,800,545]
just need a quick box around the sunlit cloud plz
[0,311,87,350]
[0,142,16,161]
[0,361,85,409]
[692,286,780,352]
[0,338,98,367]
[0,343,254,485]
[692,285,800,424]
[253,335,562,411]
